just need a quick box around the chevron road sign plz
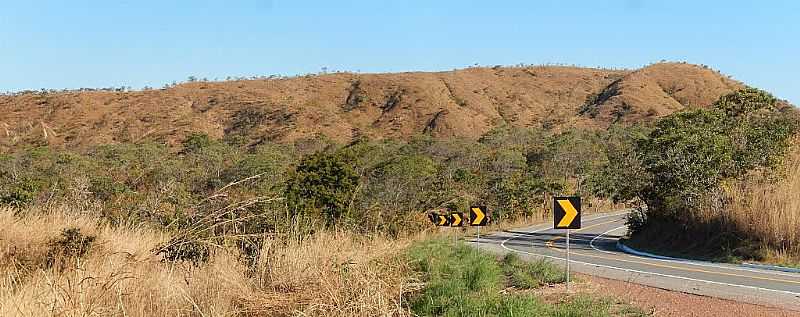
[554,197,581,229]
[469,206,488,226]
[449,213,463,227]
[553,196,581,291]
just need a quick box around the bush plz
[610,89,800,259]
[637,109,735,209]
[365,153,439,212]
[714,87,778,117]
[224,143,295,195]
[46,228,96,268]
[634,89,798,221]
[154,238,210,265]
[285,152,359,226]
[489,172,561,220]
[181,132,214,153]
[624,207,648,236]
[0,178,39,207]
[588,126,651,204]
[0,122,625,237]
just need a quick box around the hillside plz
[0,63,756,150]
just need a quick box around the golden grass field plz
[716,146,800,264]
[1,164,797,316]
[0,195,628,317]
[0,205,423,317]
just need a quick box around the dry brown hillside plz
[0,62,751,150]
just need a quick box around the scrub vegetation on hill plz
[0,117,631,315]
[0,122,621,238]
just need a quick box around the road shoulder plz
[580,274,800,317]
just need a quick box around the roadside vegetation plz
[0,205,415,316]
[0,121,621,238]
[1,86,798,315]
[0,120,627,315]
[409,239,645,316]
[590,88,800,265]
[0,205,647,316]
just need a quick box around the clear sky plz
[1,1,798,104]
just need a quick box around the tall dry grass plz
[702,145,800,262]
[0,206,419,316]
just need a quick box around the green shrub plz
[0,121,630,237]
[728,112,797,174]
[285,152,359,226]
[633,89,798,224]
[587,126,651,204]
[154,238,210,265]
[366,153,440,212]
[624,208,648,235]
[489,172,561,220]
[637,109,735,207]
[224,143,294,194]
[46,228,96,268]
[596,89,800,251]
[714,87,778,117]
[181,132,214,153]
[0,178,40,207]
[89,175,131,200]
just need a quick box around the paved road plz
[470,210,800,311]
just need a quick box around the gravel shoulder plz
[579,273,800,317]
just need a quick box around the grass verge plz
[408,238,648,317]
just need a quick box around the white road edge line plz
[589,225,626,255]
[591,224,800,278]
[498,212,800,297]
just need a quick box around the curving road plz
[470,211,800,311]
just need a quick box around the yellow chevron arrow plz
[451,213,462,226]
[556,199,578,227]
[471,207,485,225]
[438,215,448,226]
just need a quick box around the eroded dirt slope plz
[0,63,754,150]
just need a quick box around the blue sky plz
[1,1,798,104]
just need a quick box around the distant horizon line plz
[0,60,768,100]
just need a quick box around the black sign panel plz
[553,196,581,229]
[469,206,488,226]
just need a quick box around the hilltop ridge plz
[0,62,772,150]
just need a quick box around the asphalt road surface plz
[470,211,800,311]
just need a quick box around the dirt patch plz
[579,273,800,317]
[0,63,751,151]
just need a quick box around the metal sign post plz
[566,228,570,291]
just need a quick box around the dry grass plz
[0,206,420,316]
[702,145,800,263]
[1,63,740,151]
[251,231,420,316]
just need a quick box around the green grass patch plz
[408,238,646,317]
[501,253,566,289]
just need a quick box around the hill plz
[0,62,761,150]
